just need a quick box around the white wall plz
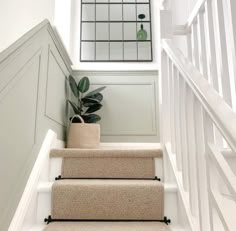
[0,0,55,52]
[54,0,159,71]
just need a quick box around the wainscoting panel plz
[72,71,159,142]
[95,83,156,135]
[45,48,68,127]
[0,21,72,230]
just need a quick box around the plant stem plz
[78,94,83,115]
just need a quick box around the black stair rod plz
[44,216,171,225]
[55,175,161,181]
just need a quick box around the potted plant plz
[67,75,106,123]
[66,75,106,148]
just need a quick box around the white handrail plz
[185,0,206,29]
[208,143,236,195]
[162,40,236,152]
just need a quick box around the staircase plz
[40,144,173,230]
[4,0,236,230]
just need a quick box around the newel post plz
[159,0,173,184]
[159,0,172,145]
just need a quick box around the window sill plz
[72,62,159,72]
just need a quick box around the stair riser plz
[36,186,177,225]
[62,157,155,179]
[50,158,163,180]
[52,181,164,220]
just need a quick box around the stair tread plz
[50,143,162,158]
[43,222,170,231]
[38,182,177,192]
[29,225,46,231]
[53,179,163,187]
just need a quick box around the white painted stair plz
[9,130,186,231]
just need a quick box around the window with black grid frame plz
[80,0,153,62]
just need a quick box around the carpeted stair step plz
[44,222,170,231]
[51,179,164,220]
[50,147,162,179]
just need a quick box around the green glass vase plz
[137,24,147,41]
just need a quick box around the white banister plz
[183,0,236,113]
[187,32,193,62]
[191,23,200,69]
[204,112,215,231]
[208,143,236,195]
[197,13,208,80]
[204,0,219,92]
[186,88,199,219]
[210,190,236,231]
[161,38,236,231]
[194,100,210,230]
[168,60,176,153]
[173,67,182,171]
[205,0,224,148]
[227,0,236,103]
[162,40,236,152]
[212,0,232,106]
[160,51,170,144]
[179,77,189,191]
[160,2,236,228]
[222,0,236,110]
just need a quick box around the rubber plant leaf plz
[82,114,101,123]
[78,76,90,93]
[69,75,79,98]
[82,98,100,107]
[86,103,103,113]
[85,86,106,97]
[84,93,103,102]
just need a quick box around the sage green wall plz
[0,22,71,230]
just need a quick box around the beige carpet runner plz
[45,146,170,230]
[51,180,163,220]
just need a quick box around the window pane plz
[110,4,122,21]
[124,42,137,60]
[124,23,137,40]
[138,41,151,60]
[110,42,123,60]
[82,4,95,21]
[123,4,136,21]
[96,23,109,40]
[81,42,95,60]
[82,23,95,40]
[96,4,108,21]
[110,23,122,40]
[96,42,109,60]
